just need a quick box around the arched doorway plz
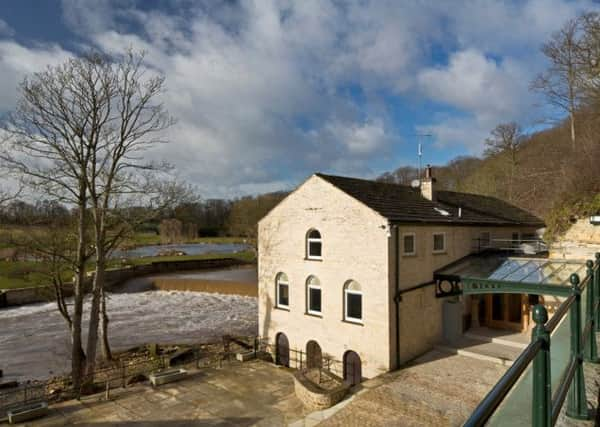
[343,350,362,386]
[306,340,322,369]
[275,333,289,367]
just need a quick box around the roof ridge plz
[315,173,414,191]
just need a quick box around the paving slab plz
[15,360,307,427]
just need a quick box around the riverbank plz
[0,249,255,290]
[0,254,255,307]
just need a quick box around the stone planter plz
[149,368,188,386]
[7,402,48,424]
[236,350,256,362]
[293,369,349,411]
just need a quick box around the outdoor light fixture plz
[590,215,600,225]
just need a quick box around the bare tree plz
[531,16,586,150]
[575,13,600,111]
[484,122,524,202]
[0,56,102,393]
[0,49,178,390]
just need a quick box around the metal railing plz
[464,254,600,427]
[472,238,548,255]
[0,334,259,417]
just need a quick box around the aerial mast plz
[415,133,431,184]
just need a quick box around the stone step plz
[464,332,527,350]
[434,337,523,367]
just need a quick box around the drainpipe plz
[394,225,401,369]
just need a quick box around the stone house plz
[257,167,543,384]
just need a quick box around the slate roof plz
[315,173,544,227]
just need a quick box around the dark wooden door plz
[276,333,289,367]
[306,341,322,369]
[485,293,525,331]
[343,351,361,386]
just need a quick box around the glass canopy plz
[436,255,586,286]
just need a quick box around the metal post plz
[595,253,600,332]
[532,304,551,427]
[567,273,588,420]
[584,260,599,363]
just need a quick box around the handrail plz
[551,357,577,424]
[463,254,600,427]
[463,339,543,427]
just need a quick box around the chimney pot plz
[425,164,432,179]
[421,164,436,201]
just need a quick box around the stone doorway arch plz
[343,350,362,386]
[306,340,322,369]
[275,332,290,367]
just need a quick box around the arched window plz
[306,275,322,315]
[344,280,362,323]
[306,229,322,260]
[275,273,289,309]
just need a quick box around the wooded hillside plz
[380,12,600,241]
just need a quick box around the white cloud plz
[0,0,596,196]
[418,49,531,120]
[0,41,72,112]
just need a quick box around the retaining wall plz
[0,258,249,308]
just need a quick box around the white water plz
[0,290,258,382]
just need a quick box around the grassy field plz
[0,251,256,290]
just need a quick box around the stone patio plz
[305,349,508,427]
[16,360,308,426]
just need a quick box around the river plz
[0,266,258,383]
[110,242,249,259]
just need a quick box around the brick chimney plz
[421,165,436,201]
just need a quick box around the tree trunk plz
[84,246,103,378]
[570,110,576,150]
[71,196,87,397]
[100,285,112,360]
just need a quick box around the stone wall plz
[551,218,600,260]
[394,224,538,364]
[258,175,392,379]
[293,368,349,411]
[0,257,247,308]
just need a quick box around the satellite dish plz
[411,179,420,188]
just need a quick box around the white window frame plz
[306,229,323,260]
[276,275,289,309]
[432,232,446,254]
[344,289,363,324]
[402,232,416,256]
[307,278,322,315]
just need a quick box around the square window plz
[433,233,445,253]
[403,233,415,255]
[277,283,289,307]
[346,293,362,321]
[309,287,321,313]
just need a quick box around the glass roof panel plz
[436,255,586,286]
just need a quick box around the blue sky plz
[0,0,596,198]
